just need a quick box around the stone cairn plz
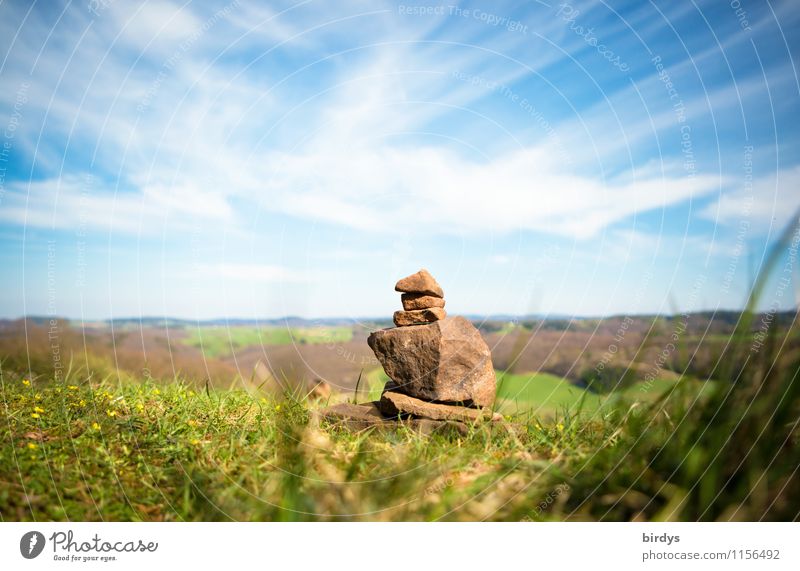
[318,269,499,433]
[391,268,446,326]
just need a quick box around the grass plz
[181,326,353,358]
[0,370,582,521]
[1,216,798,521]
[0,342,797,523]
[2,354,793,521]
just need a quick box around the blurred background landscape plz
[3,309,796,416]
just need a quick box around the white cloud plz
[207,263,308,282]
[259,144,721,239]
[699,165,800,233]
[0,176,232,234]
[111,0,204,53]
[490,254,512,264]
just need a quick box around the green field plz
[182,326,353,357]
[360,368,391,402]
[359,368,715,419]
[497,372,602,415]
[496,372,717,416]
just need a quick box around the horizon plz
[2,1,800,320]
[7,306,798,324]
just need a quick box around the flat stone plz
[379,390,502,422]
[367,316,496,407]
[316,401,387,429]
[316,402,467,435]
[393,307,446,326]
[394,269,444,298]
[401,293,446,311]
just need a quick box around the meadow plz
[1,242,798,521]
[181,325,354,358]
[1,319,796,521]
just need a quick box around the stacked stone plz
[369,269,499,423]
[319,269,500,432]
[392,269,446,326]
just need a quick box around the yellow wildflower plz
[92,422,101,430]
[153,388,161,396]
[27,443,38,450]
[275,404,281,412]
[22,379,30,386]
[106,409,117,418]
[30,413,40,419]
[68,385,78,391]
[187,419,198,427]
[557,423,564,432]
[34,406,45,414]
[190,438,200,445]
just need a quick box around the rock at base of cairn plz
[368,316,496,407]
[379,390,501,422]
[316,401,468,435]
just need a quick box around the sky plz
[0,0,799,321]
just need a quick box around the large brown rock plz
[367,316,496,406]
[394,268,444,298]
[401,293,446,311]
[393,307,446,326]
[379,390,501,422]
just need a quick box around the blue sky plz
[0,0,799,320]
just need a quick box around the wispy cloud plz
[0,176,233,234]
[700,165,800,232]
[205,263,308,283]
[258,144,722,238]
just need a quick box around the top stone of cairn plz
[394,268,444,298]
